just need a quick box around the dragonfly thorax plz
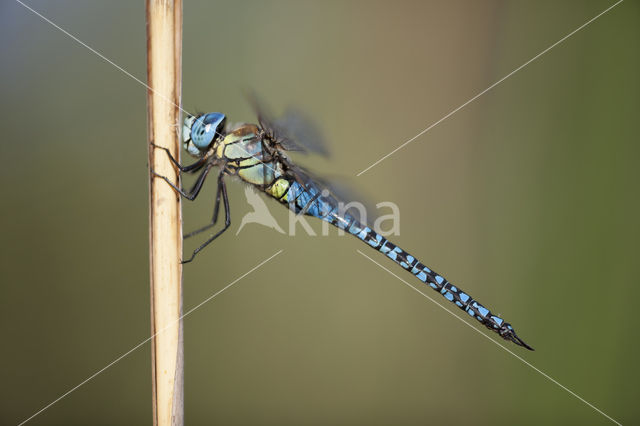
[183,112,226,157]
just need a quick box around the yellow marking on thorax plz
[214,141,225,159]
[213,124,290,198]
[218,124,260,153]
[237,158,265,185]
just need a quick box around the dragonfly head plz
[183,112,226,157]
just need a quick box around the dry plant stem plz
[146,1,184,425]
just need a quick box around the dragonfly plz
[151,97,534,351]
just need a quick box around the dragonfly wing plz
[281,158,378,227]
[246,91,330,156]
[315,175,383,227]
[273,108,329,156]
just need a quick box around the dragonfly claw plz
[150,142,168,152]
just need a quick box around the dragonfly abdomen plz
[334,218,534,350]
[257,175,533,349]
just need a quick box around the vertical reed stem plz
[146,1,183,425]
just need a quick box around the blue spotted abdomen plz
[326,215,533,349]
[280,181,336,218]
[275,181,532,349]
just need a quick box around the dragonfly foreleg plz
[182,176,231,263]
[151,142,207,173]
[184,171,225,239]
[151,163,213,201]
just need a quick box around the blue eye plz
[191,112,225,149]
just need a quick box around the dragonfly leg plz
[182,177,230,263]
[151,142,206,173]
[151,164,212,201]
[184,171,225,239]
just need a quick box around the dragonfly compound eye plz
[190,112,226,150]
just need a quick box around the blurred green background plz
[1,0,638,425]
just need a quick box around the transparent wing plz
[246,91,330,156]
[274,108,329,156]
[281,158,379,226]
